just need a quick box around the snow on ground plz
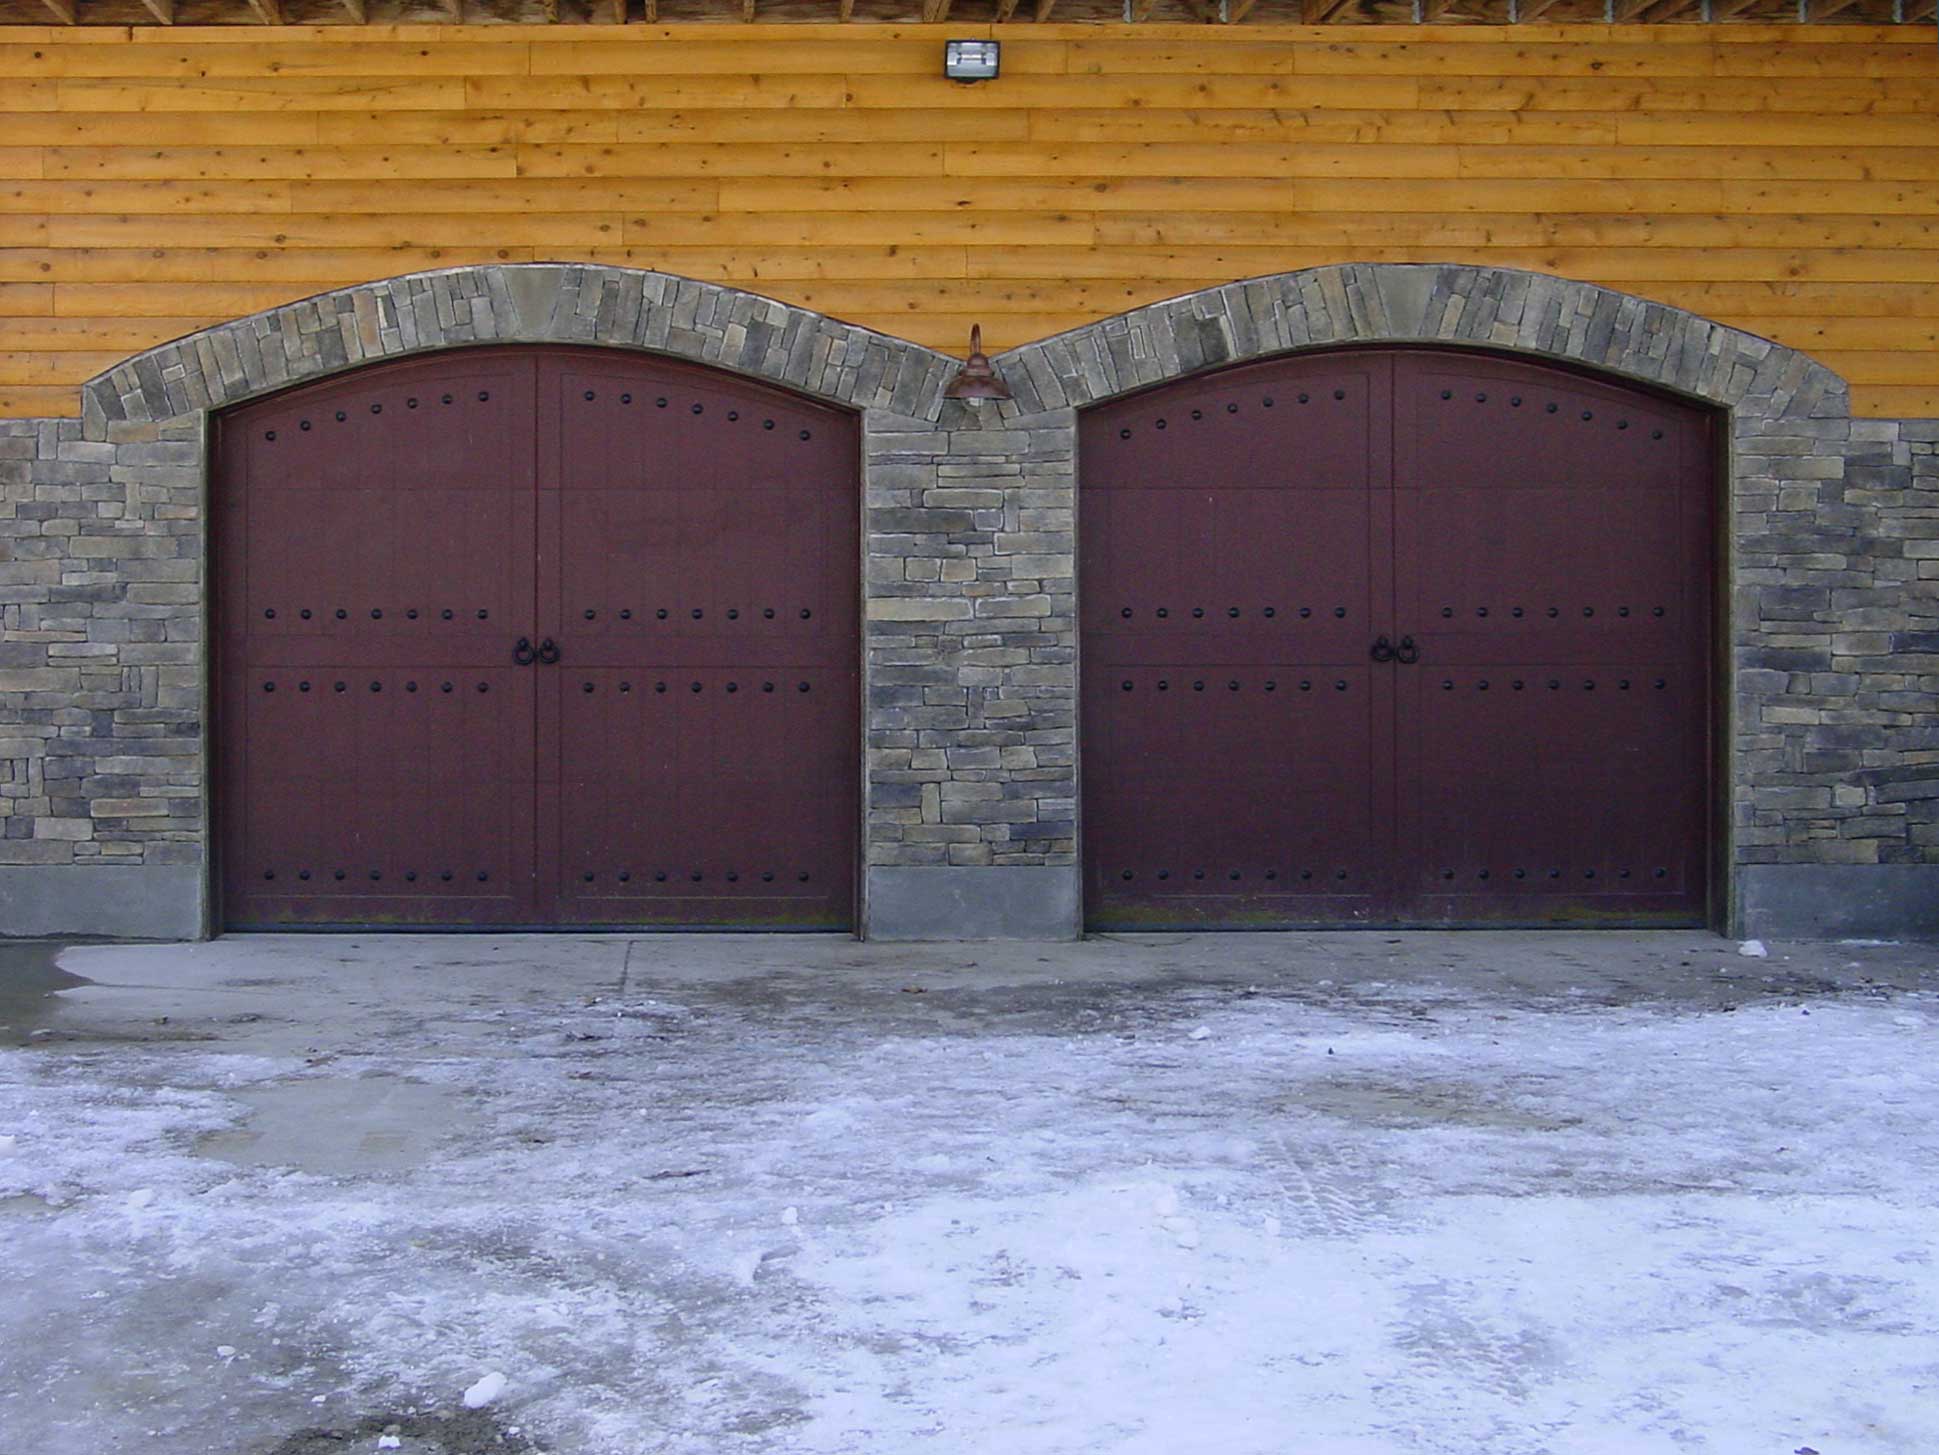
[0,935,1935,1454]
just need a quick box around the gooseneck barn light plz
[943,325,1013,402]
[943,39,1001,82]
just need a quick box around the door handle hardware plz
[513,637,536,666]
[1396,635,1420,664]
[1370,635,1396,663]
[537,637,561,665]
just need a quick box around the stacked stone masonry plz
[0,261,1932,938]
[864,404,1078,870]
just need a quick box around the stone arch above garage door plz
[80,264,958,431]
[990,263,1844,423]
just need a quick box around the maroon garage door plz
[1080,348,1715,929]
[215,347,859,930]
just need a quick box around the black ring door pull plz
[537,638,561,665]
[1395,635,1420,664]
[513,637,536,666]
[1370,635,1396,663]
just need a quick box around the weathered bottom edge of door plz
[223,918,853,934]
[1086,902,1707,932]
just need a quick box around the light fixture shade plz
[943,39,1001,82]
[944,325,1013,402]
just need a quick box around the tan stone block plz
[973,595,1051,618]
[867,597,973,622]
[0,840,74,865]
[34,817,94,840]
[89,798,170,817]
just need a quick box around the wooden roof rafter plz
[1611,0,1704,21]
[5,0,1930,26]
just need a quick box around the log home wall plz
[1,22,1935,419]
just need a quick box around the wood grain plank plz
[1454,146,1939,182]
[0,351,132,385]
[0,43,532,79]
[1026,109,1623,145]
[612,108,1032,144]
[0,283,55,316]
[44,145,519,181]
[0,245,540,283]
[1294,42,1721,77]
[1417,77,1939,115]
[1615,113,1939,146]
[465,76,850,111]
[842,74,1424,109]
[1647,282,1939,318]
[50,281,347,317]
[1,180,296,214]
[0,111,322,145]
[316,110,622,144]
[288,178,717,213]
[1808,350,1939,386]
[0,217,53,247]
[943,142,1462,178]
[1853,386,1939,418]
[0,80,59,112]
[622,210,1097,246]
[517,143,946,178]
[1725,317,1939,351]
[54,77,469,112]
[0,316,217,348]
[715,176,1939,217]
[581,245,970,280]
[0,387,82,417]
[45,212,623,248]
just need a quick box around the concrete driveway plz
[2,931,1936,1455]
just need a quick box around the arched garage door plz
[1080,348,1715,930]
[215,347,859,930]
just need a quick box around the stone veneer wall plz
[0,261,1932,940]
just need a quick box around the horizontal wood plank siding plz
[1,22,1934,419]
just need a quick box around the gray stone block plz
[1740,864,1939,940]
[0,863,203,939]
[866,865,1080,940]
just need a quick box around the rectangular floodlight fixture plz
[943,40,1001,82]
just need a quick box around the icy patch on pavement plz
[462,1371,507,1408]
[3,975,1938,1455]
